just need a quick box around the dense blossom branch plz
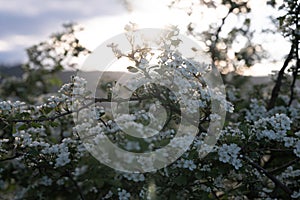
[1,21,300,199]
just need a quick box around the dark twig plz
[4,94,208,133]
[288,4,300,106]
[268,158,300,174]
[288,63,299,106]
[268,43,295,110]
[210,6,234,63]
[10,110,73,123]
[243,156,292,195]
[1,97,150,124]
[210,2,248,63]
[0,153,21,162]
[6,101,95,123]
[66,171,86,200]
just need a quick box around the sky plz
[0,0,127,63]
[0,0,291,76]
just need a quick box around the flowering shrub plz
[0,23,300,200]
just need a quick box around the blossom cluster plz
[0,24,300,200]
[218,143,243,170]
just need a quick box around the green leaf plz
[174,175,187,186]
[47,121,59,127]
[195,172,202,179]
[41,107,54,114]
[31,122,42,128]
[171,39,181,47]
[28,148,39,157]
[277,16,285,27]
[48,77,62,86]
[15,112,31,119]
[18,124,28,131]
[266,0,276,7]
[127,66,139,73]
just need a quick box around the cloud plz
[0,0,127,63]
[0,40,13,52]
[0,0,126,17]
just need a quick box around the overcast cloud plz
[0,0,127,63]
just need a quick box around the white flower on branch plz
[218,143,242,170]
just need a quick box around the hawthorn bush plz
[0,1,300,199]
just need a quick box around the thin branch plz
[268,43,295,110]
[210,6,234,63]
[0,117,9,126]
[10,110,73,123]
[0,153,21,162]
[1,97,146,124]
[98,117,108,127]
[94,96,149,103]
[268,158,300,174]
[243,156,292,195]
[288,41,299,106]
[255,148,293,153]
[6,101,95,123]
[288,64,299,106]
[3,94,208,133]
[66,171,86,200]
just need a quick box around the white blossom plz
[55,151,71,167]
[118,188,131,200]
[102,190,113,199]
[72,165,88,177]
[283,137,296,147]
[291,190,300,199]
[0,101,12,111]
[218,144,242,170]
[122,173,145,182]
[199,184,211,193]
[138,58,149,69]
[210,113,221,121]
[40,176,52,186]
[245,99,267,122]
[13,130,32,147]
[294,140,300,158]
[255,113,292,141]
[124,141,141,151]
[182,160,197,171]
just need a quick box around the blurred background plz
[0,0,294,76]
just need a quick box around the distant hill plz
[0,65,274,98]
[0,64,24,78]
[0,64,271,82]
[0,65,126,84]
